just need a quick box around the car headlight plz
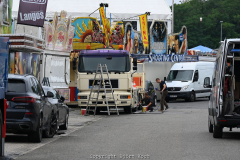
[181,85,189,91]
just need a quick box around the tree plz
[171,0,240,49]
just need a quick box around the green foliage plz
[172,0,240,49]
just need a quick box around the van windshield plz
[167,70,194,81]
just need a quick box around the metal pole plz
[220,21,223,41]
[172,0,174,33]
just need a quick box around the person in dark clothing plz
[137,92,154,112]
[156,78,169,113]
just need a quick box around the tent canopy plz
[12,0,172,20]
[189,45,215,52]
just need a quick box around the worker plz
[137,92,154,112]
[156,78,169,113]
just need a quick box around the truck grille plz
[89,79,118,89]
[168,87,182,91]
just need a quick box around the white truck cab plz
[166,62,214,101]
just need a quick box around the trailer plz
[0,37,9,157]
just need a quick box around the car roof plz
[171,62,214,70]
[42,86,54,90]
[8,74,35,79]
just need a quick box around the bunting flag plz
[139,14,149,53]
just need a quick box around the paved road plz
[14,98,240,160]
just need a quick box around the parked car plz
[166,62,214,102]
[42,86,69,130]
[5,74,57,142]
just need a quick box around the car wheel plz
[152,96,157,106]
[28,116,42,143]
[165,98,170,103]
[213,124,223,138]
[59,114,68,130]
[208,117,213,133]
[43,113,57,138]
[187,92,195,102]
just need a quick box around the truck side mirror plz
[133,58,137,70]
[164,77,166,81]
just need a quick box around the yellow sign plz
[139,14,149,53]
[99,7,108,47]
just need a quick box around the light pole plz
[172,0,174,33]
[200,17,202,45]
[220,21,223,41]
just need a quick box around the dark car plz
[5,74,58,142]
[42,86,69,130]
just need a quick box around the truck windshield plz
[167,70,194,81]
[78,56,130,72]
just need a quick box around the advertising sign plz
[9,52,40,80]
[71,17,105,50]
[0,0,13,34]
[124,23,144,54]
[139,14,149,53]
[44,11,75,51]
[17,0,48,27]
[99,7,108,46]
[150,20,168,54]
[168,26,187,55]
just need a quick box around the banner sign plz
[131,54,199,63]
[168,26,187,55]
[139,14,149,53]
[124,23,144,54]
[99,7,108,46]
[150,20,167,54]
[17,0,48,27]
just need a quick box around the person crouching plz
[137,92,154,112]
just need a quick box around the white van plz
[165,62,215,102]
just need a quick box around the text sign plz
[17,0,48,27]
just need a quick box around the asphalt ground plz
[9,98,240,160]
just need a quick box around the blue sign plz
[149,54,185,62]
[131,54,199,63]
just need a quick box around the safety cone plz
[133,81,136,88]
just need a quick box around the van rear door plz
[217,40,227,117]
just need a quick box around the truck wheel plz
[213,124,223,138]
[124,106,132,114]
[208,117,213,133]
[28,116,42,143]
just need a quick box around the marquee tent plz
[189,45,217,55]
[12,0,172,20]
[12,0,172,33]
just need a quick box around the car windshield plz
[7,79,26,93]
[78,56,130,72]
[167,70,194,81]
[43,88,58,99]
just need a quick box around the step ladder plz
[85,64,119,116]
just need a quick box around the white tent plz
[12,0,172,33]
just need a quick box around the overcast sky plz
[165,0,181,6]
